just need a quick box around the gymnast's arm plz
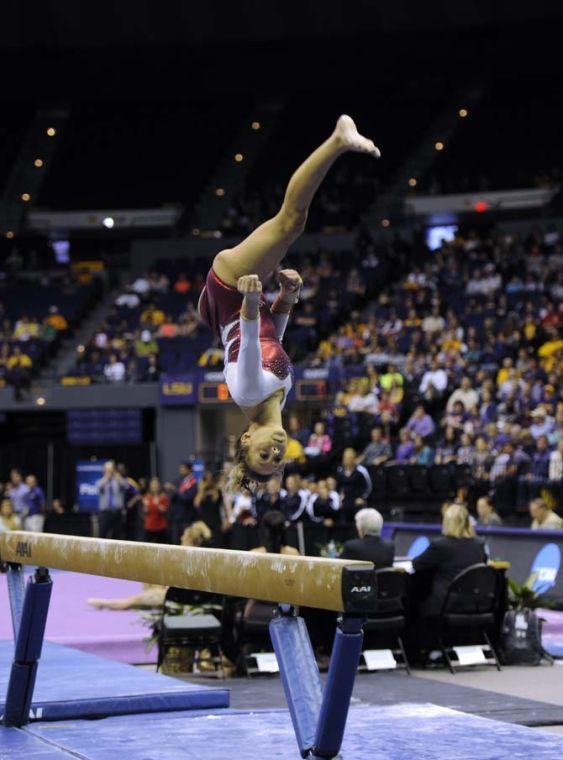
[271,269,302,340]
[236,275,264,397]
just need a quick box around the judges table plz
[383,522,563,601]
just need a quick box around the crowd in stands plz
[0,248,103,393]
[66,238,390,382]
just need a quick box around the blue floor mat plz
[0,640,228,721]
[17,703,563,760]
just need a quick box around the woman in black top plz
[413,503,487,617]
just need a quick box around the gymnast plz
[198,115,380,493]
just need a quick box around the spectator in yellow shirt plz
[46,306,68,331]
[284,437,306,465]
[140,304,165,327]
[7,347,32,370]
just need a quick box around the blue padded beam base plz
[3,568,52,727]
[270,609,323,758]
[313,616,364,759]
[6,563,25,640]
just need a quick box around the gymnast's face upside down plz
[241,422,287,477]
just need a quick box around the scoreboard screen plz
[198,382,232,403]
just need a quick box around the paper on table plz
[453,645,487,666]
[362,649,397,670]
[252,652,279,673]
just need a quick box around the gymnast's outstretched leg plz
[212,115,380,287]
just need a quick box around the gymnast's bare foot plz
[334,114,381,158]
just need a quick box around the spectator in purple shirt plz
[22,475,45,532]
[406,404,436,439]
[396,428,415,462]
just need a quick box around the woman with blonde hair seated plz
[412,503,487,619]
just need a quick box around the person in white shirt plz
[549,439,563,481]
[419,358,448,399]
[198,115,380,494]
[447,376,479,412]
[104,354,126,383]
[421,305,445,335]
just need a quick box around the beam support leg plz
[312,615,364,759]
[3,567,52,727]
[270,606,323,758]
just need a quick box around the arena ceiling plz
[0,1,561,98]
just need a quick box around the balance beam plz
[0,532,375,613]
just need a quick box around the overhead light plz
[251,121,261,130]
[408,178,417,187]
[46,127,56,137]
[192,228,201,236]
[34,158,44,168]
[102,217,114,228]
[21,193,31,202]
[36,396,46,406]
[6,231,14,239]
[381,219,390,228]
[77,344,85,353]
[213,230,223,238]
[435,141,444,151]
[234,153,244,162]
[458,108,468,118]
[215,187,225,197]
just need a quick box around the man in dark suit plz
[340,508,394,569]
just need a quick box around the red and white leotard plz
[198,268,293,408]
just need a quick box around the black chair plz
[239,599,280,676]
[386,465,411,499]
[156,587,225,675]
[361,568,411,674]
[437,563,502,673]
[428,465,455,499]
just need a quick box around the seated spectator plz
[115,287,140,309]
[135,330,159,357]
[359,426,392,466]
[529,497,563,530]
[476,496,502,526]
[14,315,40,341]
[413,504,487,618]
[347,378,379,415]
[406,404,436,440]
[304,422,332,457]
[45,305,68,332]
[340,508,394,568]
[395,428,415,462]
[284,435,306,466]
[142,477,169,543]
[0,498,22,532]
[379,363,403,392]
[157,316,178,339]
[447,376,478,412]
[549,438,563,486]
[410,435,434,466]
[441,400,467,432]
[422,304,445,336]
[456,433,475,466]
[174,274,192,294]
[419,358,448,401]
[529,407,555,440]
[140,303,165,327]
[103,353,126,383]
[336,448,372,517]
[7,346,32,371]
[287,414,310,447]
[434,427,457,465]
